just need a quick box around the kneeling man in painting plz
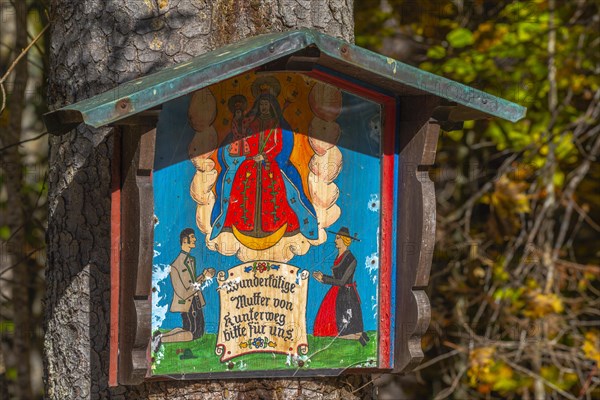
[153,228,215,353]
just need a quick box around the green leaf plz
[0,225,10,240]
[492,375,520,393]
[0,320,15,333]
[446,129,463,141]
[446,27,474,48]
[517,22,541,41]
[427,45,446,59]
[6,368,17,380]
[553,171,565,188]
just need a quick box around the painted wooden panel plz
[150,71,392,377]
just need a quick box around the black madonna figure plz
[312,227,369,346]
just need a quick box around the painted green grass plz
[152,331,378,375]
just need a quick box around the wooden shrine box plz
[44,29,525,385]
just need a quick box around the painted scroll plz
[215,262,309,361]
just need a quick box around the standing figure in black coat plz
[312,227,370,346]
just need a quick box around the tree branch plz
[0,24,49,115]
[0,131,48,154]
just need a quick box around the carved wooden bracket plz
[394,96,441,373]
[118,126,156,385]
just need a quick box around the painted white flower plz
[286,353,311,367]
[363,359,376,367]
[365,253,379,273]
[367,194,380,212]
[298,355,310,363]
[151,263,171,332]
[295,355,311,366]
[154,346,165,365]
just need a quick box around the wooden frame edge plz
[394,96,440,373]
[109,130,121,387]
[117,125,156,385]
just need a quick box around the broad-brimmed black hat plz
[328,226,360,242]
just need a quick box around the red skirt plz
[313,286,339,337]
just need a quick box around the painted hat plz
[328,226,360,242]
[179,348,197,360]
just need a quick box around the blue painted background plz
[153,89,382,334]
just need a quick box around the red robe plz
[223,115,300,237]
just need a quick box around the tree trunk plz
[2,2,33,398]
[44,1,368,398]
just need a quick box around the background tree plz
[0,1,48,398]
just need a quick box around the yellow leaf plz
[526,278,539,289]
[487,175,531,238]
[523,292,564,318]
[494,176,531,213]
[468,347,496,387]
[582,331,600,367]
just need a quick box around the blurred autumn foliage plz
[357,0,600,398]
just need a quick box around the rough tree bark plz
[44,1,370,399]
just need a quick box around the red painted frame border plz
[109,131,121,387]
[308,70,396,369]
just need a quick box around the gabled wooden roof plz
[44,29,526,135]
